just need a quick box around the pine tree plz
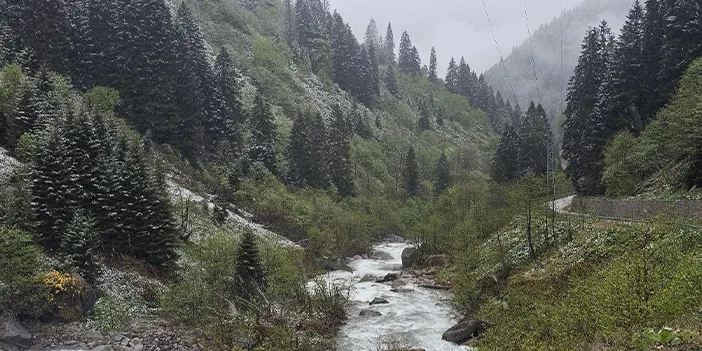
[445,57,458,93]
[367,42,380,97]
[433,152,451,196]
[403,146,420,196]
[248,92,277,174]
[384,23,395,64]
[234,230,267,303]
[398,31,415,74]
[639,0,666,120]
[61,210,101,283]
[428,46,438,82]
[8,0,72,75]
[295,0,332,75]
[174,2,212,159]
[563,23,612,194]
[410,46,421,75]
[287,112,329,188]
[384,62,398,96]
[659,0,702,112]
[491,124,520,183]
[210,48,245,161]
[417,100,431,131]
[364,19,380,52]
[79,0,125,89]
[355,46,376,107]
[518,102,552,176]
[328,105,355,197]
[456,57,474,99]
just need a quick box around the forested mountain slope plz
[484,0,633,124]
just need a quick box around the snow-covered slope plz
[0,147,19,181]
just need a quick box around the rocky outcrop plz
[441,319,489,344]
[381,234,405,243]
[368,297,389,306]
[359,310,382,317]
[0,313,32,348]
[401,247,419,269]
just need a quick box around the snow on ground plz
[166,177,299,248]
[0,147,19,181]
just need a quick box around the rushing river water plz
[315,242,471,351]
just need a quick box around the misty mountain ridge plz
[484,0,634,124]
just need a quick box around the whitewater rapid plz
[315,242,471,351]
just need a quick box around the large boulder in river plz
[401,247,420,269]
[0,313,32,348]
[371,250,394,260]
[359,274,376,283]
[375,272,399,283]
[441,319,489,344]
[369,297,389,305]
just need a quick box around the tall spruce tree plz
[640,0,666,120]
[659,0,702,111]
[384,23,395,63]
[61,210,101,283]
[433,152,451,196]
[417,100,431,131]
[428,46,438,82]
[234,230,266,303]
[248,92,277,174]
[518,102,552,176]
[287,112,330,189]
[210,48,245,161]
[491,124,520,183]
[367,42,381,97]
[445,57,458,93]
[398,31,415,74]
[385,62,398,96]
[328,105,355,197]
[403,146,420,196]
[563,23,612,194]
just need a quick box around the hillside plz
[484,0,633,127]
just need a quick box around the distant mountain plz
[484,0,634,126]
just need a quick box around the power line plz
[521,0,542,104]
[481,0,519,106]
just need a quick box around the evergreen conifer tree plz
[518,102,552,176]
[234,230,267,303]
[287,112,330,188]
[61,210,101,283]
[385,62,398,96]
[491,124,520,183]
[445,58,458,93]
[210,48,245,161]
[398,31,414,74]
[248,92,277,174]
[403,146,420,196]
[433,152,451,196]
[428,46,438,82]
[328,105,355,197]
[417,100,431,131]
[384,23,395,63]
[640,0,666,120]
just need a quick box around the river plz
[314,242,471,351]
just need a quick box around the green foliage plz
[61,211,101,284]
[0,227,41,284]
[234,230,267,304]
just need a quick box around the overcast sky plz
[328,0,586,74]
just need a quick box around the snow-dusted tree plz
[385,62,398,96]
[248,92,277,174]
[234,230,266,303]
[287,111,330,189]
[61,210,101,283]
[428,47,438,82]
[445,57,458,93]
[384,23,395,64]
[210,48,245,161]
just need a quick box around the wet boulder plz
[391,279,407,288]
[0,313,32,348]
[401,247,419,269]
[375,272,400,283]
[441,319,489,344]
[371,250,394,260]
[369,297,389,305]
[358,274,376,283]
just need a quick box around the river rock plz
[375,272,399,283]
[441,319,489,344]
[0,313,32,348]
[369,297,389,305]
[401,247,419,269]
[359,310,382,317]
[371,250,394,260]
[391,279,407,288]
[425,254,450,267]
[358,274,376,283]
[390,288,414,293]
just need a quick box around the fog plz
[328,0,587,74]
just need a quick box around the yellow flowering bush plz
[43,270,80,302]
